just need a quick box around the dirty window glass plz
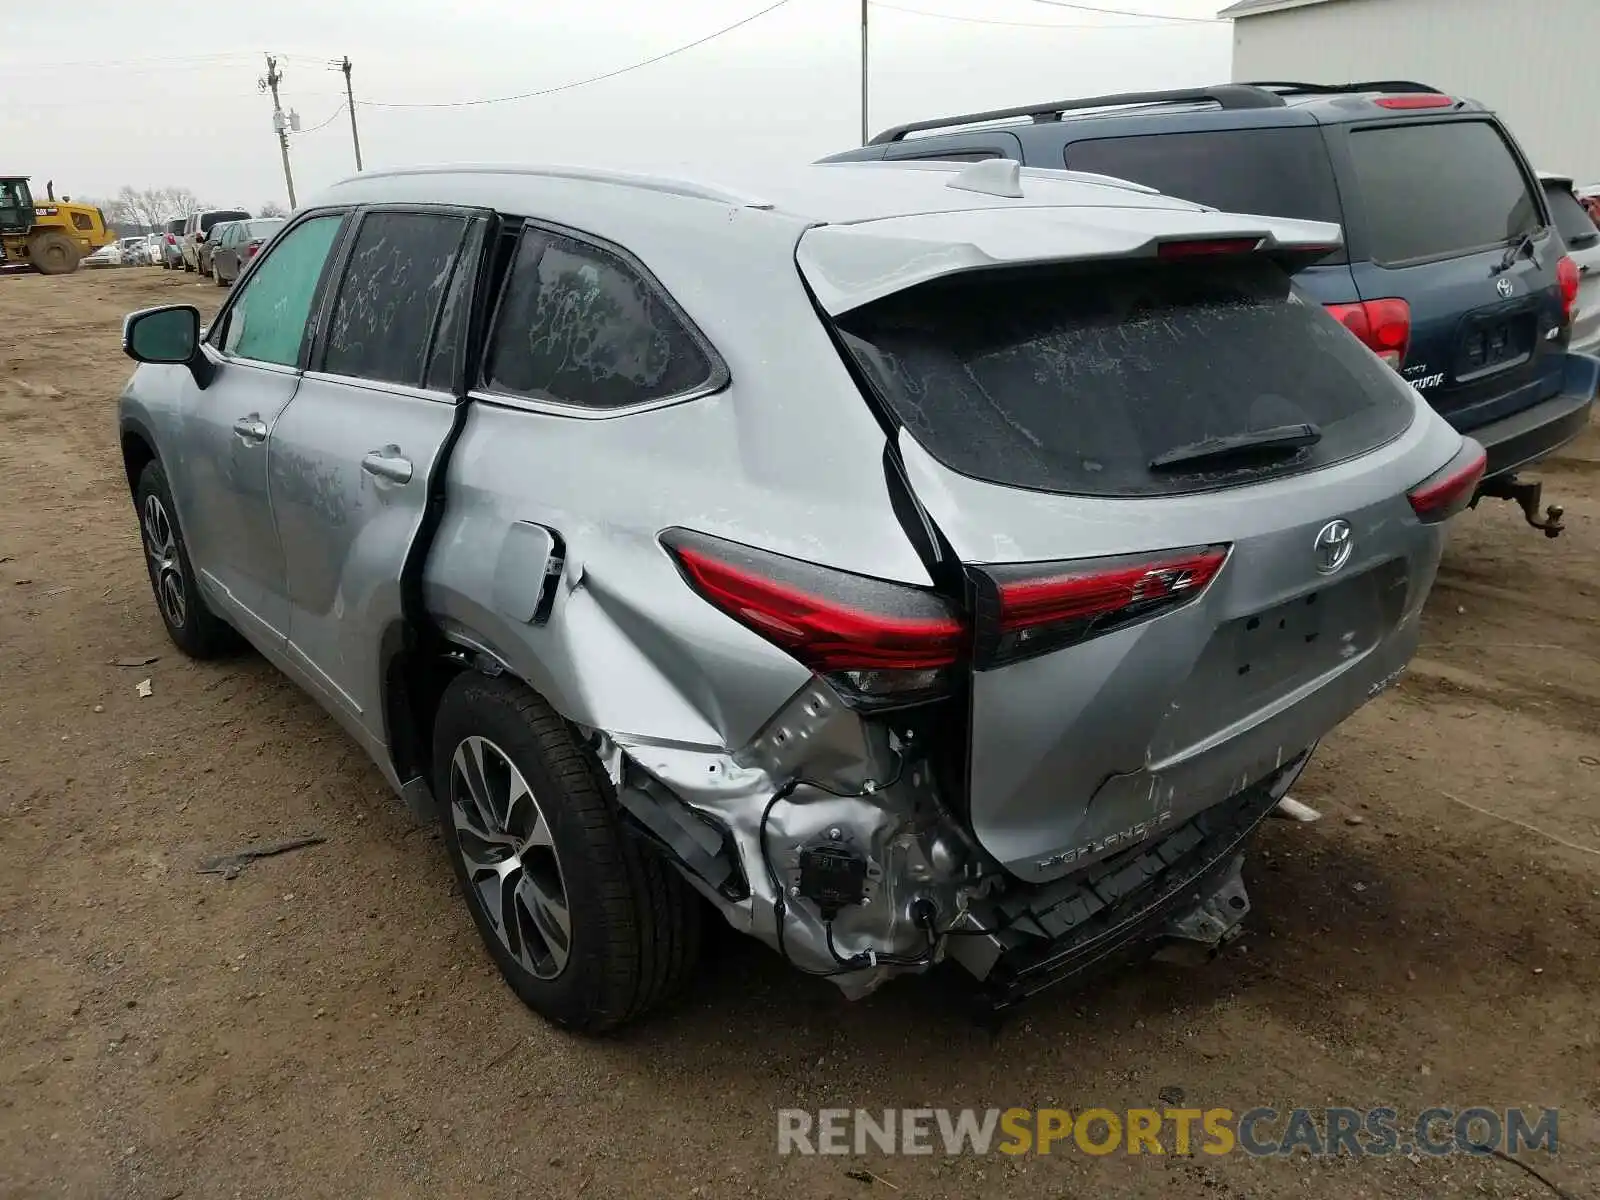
[324,212,467,386]
[1350,121,1540,264]
[220,214,343,367]
[836,258,1413,498]
[484,229,714,409]
[424,238,476,392]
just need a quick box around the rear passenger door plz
[267,206,490,757]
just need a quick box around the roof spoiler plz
[798,209,1344,315]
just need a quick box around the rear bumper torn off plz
[950,761,1293,1010]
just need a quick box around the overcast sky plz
[3,0,1230,211]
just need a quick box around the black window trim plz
[471,215,730,421]
[1337,114,1552,271]
[306,202,487,399]
[204,205,356,372]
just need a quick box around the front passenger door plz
[173,212,346,642]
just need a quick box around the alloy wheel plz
[141,493,187,629]
[449,735,572,980]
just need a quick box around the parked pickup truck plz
[118,161,1483,1032]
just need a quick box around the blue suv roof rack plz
[1242,79,1442,96]
[867,84,1286,146]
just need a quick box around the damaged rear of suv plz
[117,160,1478,1031]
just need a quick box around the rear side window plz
[1349,120,1539,264]
[1543,181,1599,248]
[483,227,717,410]
[323,211,467,386]
[1064,128,1342,225]
[836,258,1414,498]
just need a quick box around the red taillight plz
[1374,94,1454,109]
[247,241,261,257]
[1557,255,1580,323]
[1408,443,1487,523]
[1157,237,1262,260]
[1325,298,1411,369]
[662,529,966,707]
[165,233,175,244]
[972,545,1228,668]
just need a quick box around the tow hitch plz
[1473,475,1565,538]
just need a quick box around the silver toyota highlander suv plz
[116,159,1482,1031]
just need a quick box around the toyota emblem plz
[1496,276,1514,299]
[1314,519,1354,575]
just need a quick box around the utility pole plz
[337,56,363,171]
[860,0,870,146]
[259,54,297,209]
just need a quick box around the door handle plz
[361,447,413,485]
[231,414,267,443]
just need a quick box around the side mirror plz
[123,305,215,388]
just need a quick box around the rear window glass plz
[1349,121,1539,264]
[835,259,1414,498]
[1064,128,1342,225]
[1543,182,1599,247]
[200,210,249,234]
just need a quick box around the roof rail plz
[1243,79,1441,96]
[868,84,1285,145]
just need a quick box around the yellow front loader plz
[0,177,115,274]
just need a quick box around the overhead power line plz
[359,0,794,109]
[290,103,348,135]
[1027,0,1225,21]
[870,0,1206,28]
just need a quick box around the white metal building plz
[1222,0,1600,184]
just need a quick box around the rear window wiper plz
[1494,230,1542,275]
[1149,423,1322,472]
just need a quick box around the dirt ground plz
[1,268,1597,1200]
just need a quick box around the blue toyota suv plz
[824,81,1597,538]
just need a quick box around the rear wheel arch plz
[379,618,470,817]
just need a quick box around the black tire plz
[28,230,79,275]
[183,256,194,273]
[432,673,702,1033]
[133,460,238,659]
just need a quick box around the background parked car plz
[208,217,285,286]
[1542,172,1600,355]
[117,236,145,265]
[181,208,249,273]
[143,232,164,265]
[160,217,186,269]
[82,240,122,268]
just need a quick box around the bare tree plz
[112,185,201,232]
[259,200,287,218]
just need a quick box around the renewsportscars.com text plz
[777,1106,1559,1159]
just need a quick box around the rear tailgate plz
[1341,117,1567,432]
[802,209,1465,885]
